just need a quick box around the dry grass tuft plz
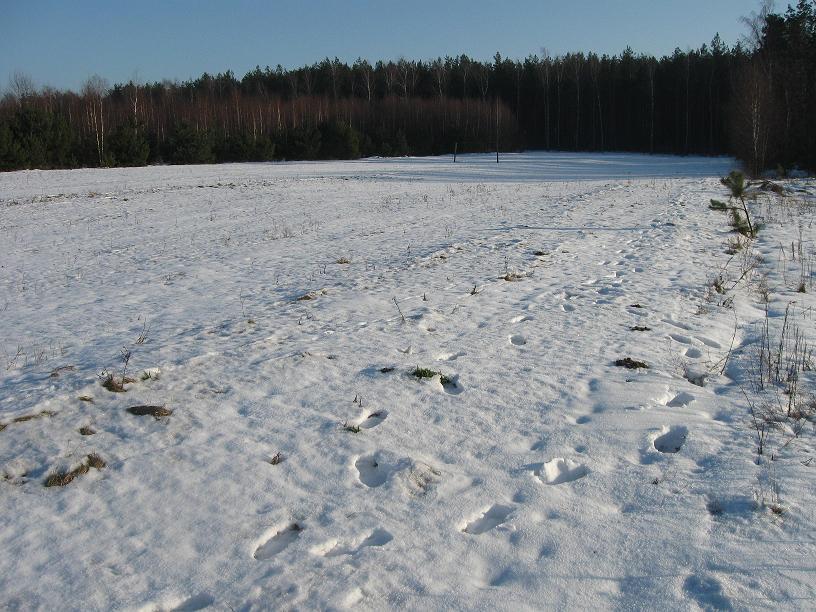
[297,288,328,301]
[13,410,57,423]
[126,405,172,419]
[49,365,76,378]
[2,410,58,432]
[86,453,106,469]
[341,421,361,433]
[614,357,649,369]
[101,373,135,393]
[43,453,105,487]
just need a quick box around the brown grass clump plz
[79,426,96,436]
[78,396,94,403]
[1,410,58,432]
[86,453,106,469]
[43,453,105,487]
[614,357,649,369]
[49,365,76,378]
[101,373,136,393]
[126,405,172,419]
[13,410,57,423]
[44,465,88,487]
[297,289,328,301]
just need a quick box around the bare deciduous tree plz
[83,75,109,166]
[9,72,36,103]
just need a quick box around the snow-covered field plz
[1,152,815,611]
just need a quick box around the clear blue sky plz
[2,0,763,92]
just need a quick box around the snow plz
[1,151,815,610]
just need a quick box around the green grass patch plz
[412,366,439,379]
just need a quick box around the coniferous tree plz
[108,120,150,166]
[1,3,815,173]
[166,122,214,164]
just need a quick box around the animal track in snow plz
[685,347,703,358]
[253,523,303,559]
[538,458,588,485]
[461,504,514,535]
[509,334,527,346]
[654,426,688,453]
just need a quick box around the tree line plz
[1,1,813,174]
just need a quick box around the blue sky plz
[2,0,761,92]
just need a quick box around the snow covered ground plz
[1,152,815,610]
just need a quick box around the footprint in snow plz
[359,528,393,548]
[461,504,514,535]
[358,410,388,430]
[655,389,696,408]
[317,528,394,557]
[168,593,215,612]
[685,347,703,358]
[561,303,575,312]
[667,392,696,407]
[435,351,465,362]
[662,318,692,331]
[538,458,588,485]
[696,336,722,349]
[509,334,527,346]
[441,375,463,395]
[511,314,534,323]
[253,523,303,560]
[654,426,688,453]
[355,454,391,488]
[683,574,733,611]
